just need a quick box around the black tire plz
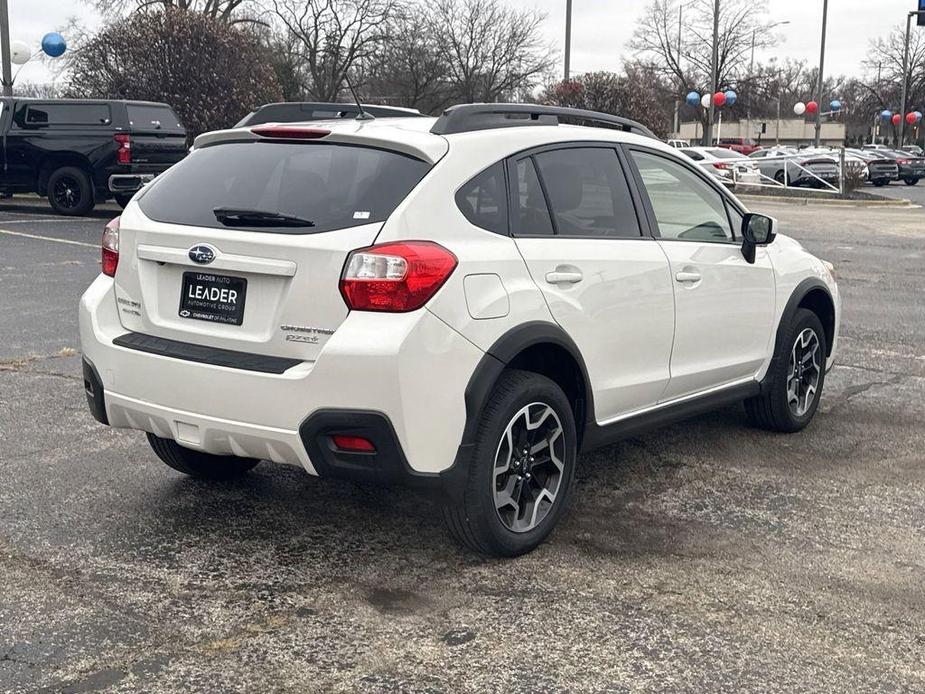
[873,179,887,187]
[442,370,577,557]
[114,193,134,208]
[773,169,785,185]
[146,433,260,480]
[904,177,919,186]
[47,166,95,216]
[745,308,827,433]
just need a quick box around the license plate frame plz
[179,271,247,326]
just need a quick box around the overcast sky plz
[8,0,918,87]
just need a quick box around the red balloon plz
[906,112,917,125]
[713,91,726,107]
[892,113,902,126]
[806,101,818,114]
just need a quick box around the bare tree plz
[630,0,777,92]
[66,8,282,138]
[362,8,450,112]
[430,0,554,104]
[88,0,258,23]
[270,0,394,102]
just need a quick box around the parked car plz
[679,146,761,185]
[718,137,761,155]
[235,102,424,127]
[862,143,892,152]
[879,149,925,185]
[845,148,898,186]
[748,147,839,188]
[79,103,840,556]
[900,144,924,156]
[0,98,187,215]
[666,138,690,148]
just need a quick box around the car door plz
[509,144,675,421]
[627,148,776,402]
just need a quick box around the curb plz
[738,194,913,208]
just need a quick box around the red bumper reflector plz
[331,435,376,452]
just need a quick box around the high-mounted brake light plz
[250,126,331,140]
[101,216,120,277]
[114,133,131,164]
[339,241,458,312]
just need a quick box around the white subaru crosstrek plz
[79,104,840,556]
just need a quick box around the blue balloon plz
[830,99,842,112]
[686,91,700,107]
[881,109,893,120]
[724,90,737,105]
[916,111,923,121]
[41,32,66,58]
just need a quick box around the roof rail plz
[430,103,656,138]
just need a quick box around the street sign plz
[919,0,925,27]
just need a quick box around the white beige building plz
[678,118,845,147]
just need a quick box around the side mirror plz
[740,213,775,264]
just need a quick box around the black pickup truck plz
[0,98,187,215]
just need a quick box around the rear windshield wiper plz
[213,207,315,228]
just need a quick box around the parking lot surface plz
[1,197,924,693]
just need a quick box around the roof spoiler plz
[430,103,656,138]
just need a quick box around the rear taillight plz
[712,162,730,170]
[114,133,131,164]
[897,159,910,165]
[101,216,120,277]
[339,241,457,312]
[251,126,330,139]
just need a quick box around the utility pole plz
[776,69,782,146]
[564,0,572,81]
[899,11,925,147]
[813,0,828,147]
[746,28,755,143]
[704,0,719,146]
[673,4,682,137]
[0,0,12,98]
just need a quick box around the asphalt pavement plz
[1,196,924,693]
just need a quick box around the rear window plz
[709,148,745,159]
[127,104,183,131]
[24,103,111,126]
[138,140,431,233]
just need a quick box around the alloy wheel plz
[787,328,821,417]
[52,176,81,210]
[493,402,565,533]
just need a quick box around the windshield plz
[138,141,431,233]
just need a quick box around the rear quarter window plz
[127,105,184,131]
[138,140,431,234]
[455,162,508,234]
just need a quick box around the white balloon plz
[10,40,31,65]
[793,101,806,116]
[700,93,711,108]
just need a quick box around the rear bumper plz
[79,274,484,482]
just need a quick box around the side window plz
[24,103,111,126]
[455,162,508,234]
[533,147,641,238]
[512,157,554,236]
[630,151,733,243]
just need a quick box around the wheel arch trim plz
[773,277,836,366]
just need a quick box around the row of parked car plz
[671,139,925,190]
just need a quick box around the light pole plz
[900,10,925,147]
[0,0,12,97]
[564,0,572,80]
[746,20,789,142]
[704,0,719,146]
[813,0,828,147]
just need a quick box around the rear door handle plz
[675,271,702,283]
[545,270,583,284]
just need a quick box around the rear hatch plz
[112,132,436,362]
[126,103,188,167]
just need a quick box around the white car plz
[79,104,840,556]
[666,138,690,148]
[680,147,762,185]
